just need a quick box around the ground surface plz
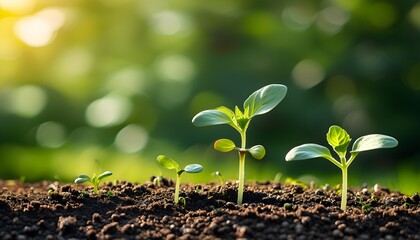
[0,178,419,240]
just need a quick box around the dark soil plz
[0,178,419,240]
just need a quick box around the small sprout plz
[286,125,398,211]
[107,191,114,196]
[362,204,375,214]
[273,172,282,183]
[47,189,54,195]
[156,155,203,204]
[74,171,113,194]
[193,84,287,204]
[212,171,224,185]
[178,197,187,206]
[284,203,293,210]
[153,176,163,187]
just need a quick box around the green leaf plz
[243,84,287,118]
[326,125,351,156]
[351,134,398,153]
[75,177,90,184]
[77,174,91,179]
[214,139,236,152]
[248,145,266,160]
[98,171,113,181]
[192,109,233,127]
[285,144,334,161]
[184,164,203,173]
[157,155,180,172]
[216,106,234,118]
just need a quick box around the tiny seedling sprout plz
[285,125,398,211]
[212,171,224,185]
[156,155,203,204]
[74,171,113,194]
[192,84,287,204]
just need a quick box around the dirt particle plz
[57,216,77,235]
[102,222,119,235]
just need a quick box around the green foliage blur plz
[1,0,419,193]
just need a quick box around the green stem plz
[340,157,348,211]
[175,173,181,204]
[93,184,98,194]
[237,131,247,205]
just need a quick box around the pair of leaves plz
[192,84,287,130]
[285,125,398,167]
[157,155,203,175]
[74,171,113,184]
[214,139,266,160]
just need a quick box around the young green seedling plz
[212,171,224,185]
[192,84,287,204]
[156,155,203,204]
[74,171,113,194]
[285,125,398,211]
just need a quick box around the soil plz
[0,178,419,240]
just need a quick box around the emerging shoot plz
[74,171,113,194]
[285,125,398,211]
[192,84,287,204]
[156,155,203,204]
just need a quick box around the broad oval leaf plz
[184,164,203,173]
[285,143,334,161]
[248,145,266,160]
[77,174,91,179]
[192,109,233,127]
[214,139,236,152]
[98,171,113,181]
[75,177,90,184]
[326,125,351,155]
[351,134,398,153]
[157,155,180,172]
[243,84,287,118]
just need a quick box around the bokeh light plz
[36,121,66,148]
[115,124,149,153]
[85,95,132,128]
[8,85,47,118]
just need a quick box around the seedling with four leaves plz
[74,171,113,194]
[156,155,203,204]
[285,125,398,210]
[192,84,287,204]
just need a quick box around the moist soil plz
[0,178,419,240]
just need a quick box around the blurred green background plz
[1,0,419,193]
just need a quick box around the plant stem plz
[93,184,98,194]
[341,164,348,211]
[237,131,247,205]
[175,173,181,204]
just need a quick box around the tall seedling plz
[285,125,398,210]
[192,84,287,204]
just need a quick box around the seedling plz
[74,171,113,194]
[192,84,287,204]
[285,125,398,211]
[156,155,203,204]
[212,171,224,185]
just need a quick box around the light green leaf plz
[285,143,334,161]
[326,125,351,156]
[157,155,180,172]
[184,164,203,173]
[351,134,398,153]
[192,109,233,127]
[98,171,113,181]
[243,84,287,118]
[75,177,90,184]
[214,139,236,152]
[248,145,266,160]
[216,106,234,118]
